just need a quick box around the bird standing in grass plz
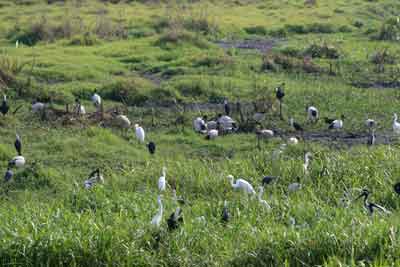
[288,177,302,192]
[256,129,274,149]
[288,137,299,145]
[355,189,391,215]
[9,156,25,168]
[167,207,183,231]
[367,129,376,146]
[14,134,22,156]
[257,186,271,209]
[151,195,163,228]
[275,83,285,119]
[91,93,101,111]
[328,115,344,130]
[221,200,230,224]
[306,106,319,123]
[84,169,104,189]
[303,152,312,176]
[135,124,145,143]
[227,175,256,195]
[74,98,86,115]
[31,101,45,113]
[393,114,400,134]
[365,118,376,131]
[158,167,167,192]
[147,141,156,155]
[0,95,9,116]
[4,167,13,182]
[205,129,218,140]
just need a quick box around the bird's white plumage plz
[288,137,299,145]
[307,106,319,122]
[258,186,271,209]
[218,115,235,131]
[393,114,400,134]
[32,102,45,113]
[115,115,131,129]
[365,119,375,128]
[12,156,25,168]
[288,182,301,192]
[91,93,101,107]
[257,129,274,138]
[79,105,86,115]
[227,175,256,195]
[207,129,219,139]
[303,152,312,176]
[158,167,166,191]
[151,195,163,227]
[193,117,206,132]
[330,120,343,129]
[135,124,145,143]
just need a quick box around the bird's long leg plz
[279,101,283,120]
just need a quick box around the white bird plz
[256,129,274,139]
[74,99,86,115]
[15,40,19,48]
[217,115,236,131]
[205,129,219,140]
[227,175,256,195]
[9,156,25,168]
[288,177,302,192]
[31,102,45,113]
[135,124,145,143]
[151,195,163,227]
[115,115,131,129]
[393,114,400,134]
[288,137,299,145]
[193,117,206,132]
[91,93,101,109]
[158,167,167,192]
[306,106,319,122]
[365,118,376,129]
[258,186,271,209]
[328,116,344,130]
[303,152,312,176]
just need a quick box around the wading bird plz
[262,176,278,186]
[221,200,230,224]
[4,167,13,182]
[14,134,22,156]
[227,175,256,195]
[151,195,163,228]
[257,186,271,209]
[84,169,104,189]
[306,106,319,123]
[276,83,285,119]
[91,93,101,110]
[31,101,45,113]
[365,118,376,130]
[135,124,145,143]
[303,152,312,176]
[355,189,391,215]
[0,95,9,116]
[9,156,25,168]
[158,167,167,192]
[328,115,344,130]
[167,207,183,231]
[367,129,376,146]
[288,137,299,145]
[147,141,156,155]
[393,114,400,134]
[288,177,302,192]
[193,117,206,133]
[256,129,274,149]
[205,129,218,140]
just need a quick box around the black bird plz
[394,182,400,195]
[262,176,277,186]
[4,168,13,182]
[14,134,22,156]
[0,95,9,116]
[167,207,183,231]
[147,142,156,155]
[224,99,230,116]
[289,118,303,132]
[275,84,285,100]
[221,200,230,224]
[275,83,285,119]
[355,189,391,215]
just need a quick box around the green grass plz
[1,0,400,266]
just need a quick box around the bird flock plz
[1,84,400,235]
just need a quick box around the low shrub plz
[373,18,400,41]
[244,25,268,35]
[303,43,340,59]
[68,33,100,46]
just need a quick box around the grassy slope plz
[0,0,400,266]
